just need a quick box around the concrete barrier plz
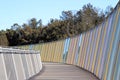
[0,47,42,80]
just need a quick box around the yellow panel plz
[91,26,102,73]
[103,7,120,80]
[71,37,78,64]
[77,35,84,66]
[96,18,108,76]
[87,30,95,70]
[80,34,85,67]
[60,40,65,62]
[82,32,89,68]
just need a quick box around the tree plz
[105,6,113,17]
[60,11,75,37]
[29,18,37,29]
[2,3,111,46]
[0,31,9,46]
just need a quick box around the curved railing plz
[19,1,120,80]
[0,47,42,80]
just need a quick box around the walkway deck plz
[29,62,99,80]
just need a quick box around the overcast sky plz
[0,0,119,30]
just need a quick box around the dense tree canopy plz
[0,3,113,46]
[0,30,9,46]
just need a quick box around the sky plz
[0,0,119,30]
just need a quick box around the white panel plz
[36,54,42,71]
[32,54,39,73]
[30,54,36,73]
[12,54,26,80]
[21,54,29,79]
[3,53,17,80]
[25,54,34,77]
[0,53,8,80]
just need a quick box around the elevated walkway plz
[29,62,99,80]
[0,1,119,80]
[19,1,120,80]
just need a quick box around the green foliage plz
[0,31,9,46]
[0,3,113,46]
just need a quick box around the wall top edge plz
[0,47,40,54]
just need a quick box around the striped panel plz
[70,36,78,64]
[77,34,84,66]
[79,33,85,67]
[81,33,87,68]
[91,27,100,73]
[89,28,98,73]
[36,54,42,71]
[96,19,108,77]
[103,6,120,80]
[17,1,120,80]
[107,7,120,80]
[75,35,82,65]
[73,36,81,65]
[21,54,29,79]
[47,42,52,61]
[0,53,8,80]
[25,54,34,77]
[94,23,104,75]
[101,9,116,80]
[63,39,68,63]
[88,29,96,72]
[86,31,94,70]
[3,54,17,80]
[40,43,46,61]
[50,42,55,62]
[53,41,60,62]
[51,42,56,62]
[53,41,58,62]
[12,54,26,80]
[112,42,120,80]
[98,13,114,79]
[66,37,74,64]
[32,54,39,73]
[81,32,89,68]
[45,43,50,61]
[30,54,36,73]
[84,31,92,69]
[59,40,65,62]
[63,38,70,63]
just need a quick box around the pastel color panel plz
[18,1,120,80]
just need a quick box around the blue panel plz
[75,35,82,64]
[102,8,117,80]
[84,31,92,69]
[63,39,68,54]
[93,22,104,74]
[89,29,97,71]
[107,11,120,80]
[63,38,70,63]
[66,38,70,53]
[29,45,34,50]
[98,14,113,78]
[113,42,120,80]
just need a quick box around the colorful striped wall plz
[19,1,120,80]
